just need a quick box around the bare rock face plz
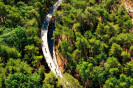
[122,0,133,19]
[122,0,133,33]
[55,36,68,73]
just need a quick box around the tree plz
[75,32,89,59]
[77,62,93,87]
[53,0,133,87]
[72,0,87,9]
[104,57,121,69]
[89,38,102,56]
[58,40,72,58]
[4,58,32,76]
[0,44,20,62]
[124,62,133,77]
[82,7,99,30]
[117,74,133,88]
[25,27,41,46]
[129,46,133,57]
[43,71,56,87]
[42,83,54,88]
[0,2,6,24]
[0,73,5,88]
[5,73,41,88]
[109,43,123,59]
[109,68,119,77]
[109,33,133,49]
[57,73,82,88]
[1,27,28,51]
[0,57,5,88]
[121,51,130,63]
[103,77,117,88]
[5,6,24,27]
[104,57,121,77]
[72,49,81,61]
[95,23,105,35]
[38,65,45,80]
[104,74,133,88]
[24,44,42,67]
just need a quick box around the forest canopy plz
[53,0,133,87]
[0,0,133,88]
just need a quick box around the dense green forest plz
[0,0,67,87]
[0,0,81,87]
[0,0,133,88]
[53,0,133,88]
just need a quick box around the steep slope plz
[41,0,63,78]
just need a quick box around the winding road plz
[41,0,63,78]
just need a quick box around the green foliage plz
[4,58,32,76]
[0,0,58,87]
[129,46,133,57]
[103,77,118,88]
[77,62,93,83]
[5,73,41,88]
[124,62,133,77]
[0,27,28,51]
[57,73,82,88]
[104,57,121,69]
[0,44,20,62]
[0,0,133,87]
[58,40,71,57]
[121,51,130,63]
[43,71,56,85]
[0,2,6,19]
[42,83,54,88]
[109,43,123,58]
[54,0,133,87]
[0,73,5,88]
[104,74,133,88]
[24,44,42,67]
[38,65,45,80]
[43,71,55,88]
[109,33,133,49]
[77,61,106,87]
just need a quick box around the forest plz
[0,0,133,88]
[53,0,133,87]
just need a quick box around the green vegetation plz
[0,0,63,87]
[0,0,80,87]
[53,0,133,87]
[0,0,133,87]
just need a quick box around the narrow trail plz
[41,0,63,78]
